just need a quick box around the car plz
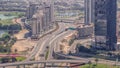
[65,28,68,31]
[39,54,44,57]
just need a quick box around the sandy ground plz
[12,29,36,53]
[11,18,37,53]
[11,39,36,53]
[14,29,29,40]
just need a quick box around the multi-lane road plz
[2,21,119,67]
[26,22,76,61]
[0,22,78,67]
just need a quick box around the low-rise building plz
[0,0,27,12]
[76,24,94,39]
[59,32,77,54]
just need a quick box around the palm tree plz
[95,58,99,65]
[88,61,92,68]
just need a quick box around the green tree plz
[0,45,5,52]
[0,23,2,28]
[1,33,10,42]
[1,57,9,63]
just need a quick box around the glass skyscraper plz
[94,0,117,50]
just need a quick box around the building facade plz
[26,3,37,19]
[30,18,38,38]
[94,0,117,50]
[28,2,54,39]
[77,24,94,39]
[84,0,94,25]
[117,12,120,42]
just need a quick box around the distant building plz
[0,0,27,12]
[50,0,55,23]
[26,3,37,19]
[29,2,55,38]
[94,0,117,50]
[30,10,44,38]
[30,18,38,38]
[43,5,51,30]
[43,2,54,30]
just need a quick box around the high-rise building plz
[30,18,38,38]
[44,5,51,30]
[31,10,44,38]
[29,1,55,38]
[84,0,94,25]
[42,1,54,30]
[94,0,117,50]
[26,3,37,19]
[51,0,55,23]
[117,12,120,42]
[84,0,90,25]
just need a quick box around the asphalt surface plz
[1,22,119,68]
[34,22,72,61]
[0,22,76,68]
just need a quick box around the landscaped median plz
[45,50,49,60]
[16,56,26,61]
[0,55,26,63]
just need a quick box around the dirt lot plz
[11,39,36,53]
[14,29,29,40]
[11,18,37,54]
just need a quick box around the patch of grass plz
[0,12,25,17]
[16,57,26,61]
[80,64,120,68]
[45,51,49,60]
[0,19,13,25]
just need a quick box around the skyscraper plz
[84,0,94,25]
[26,3,37,19]
[84,0,90,25]
[94,0,117,50]
[51,0,54,23]
[30,18,38,38]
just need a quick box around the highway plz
[47,22,78,60]
[26,22,77,61]
[0,60,88,67]
[48,30,74,59]
[4,20,118,67]
[0,22,89,68]
[25,22,67,61]
[0,23,86,65]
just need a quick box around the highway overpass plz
[0,60,88,68]
[55,19,75,23]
